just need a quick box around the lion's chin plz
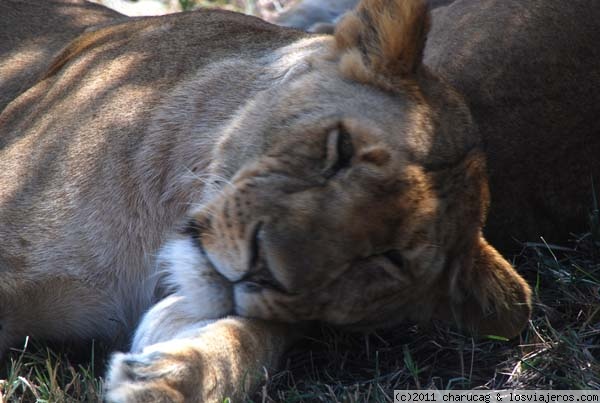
[158,237,235,316]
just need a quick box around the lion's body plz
[0,0,597,401]
[1,1,309,346]
[1,4,309,399]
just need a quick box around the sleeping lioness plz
[1,0,598,401]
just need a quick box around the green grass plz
[1,339,104,402]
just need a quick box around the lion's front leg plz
[105,296,297,403]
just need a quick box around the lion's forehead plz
[209,86,432,177]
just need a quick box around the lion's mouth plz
[185,219,289,294]
[233,222,290,294]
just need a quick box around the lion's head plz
[163,0,531,339]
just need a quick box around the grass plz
[2,232,598,402]
[0,339,104,402]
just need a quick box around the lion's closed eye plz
[378,250,414,282]
[323,125,354,178]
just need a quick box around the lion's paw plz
[104,345,216,403]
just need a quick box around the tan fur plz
[336,0,430,75]
[331,0,430,92]
[4,0,598,400]
[43,23,133,80]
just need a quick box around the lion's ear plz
[447,238,533,339]
[334,0,430,80]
